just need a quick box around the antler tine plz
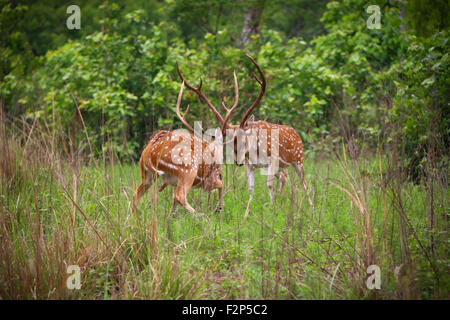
[221,70,239,135]
[176,62,201,91]
[176,81,195,133]
[176,62,225,125]
[239,54,266,128]
[250,72,263,85]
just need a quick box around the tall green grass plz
[0,115,448,299]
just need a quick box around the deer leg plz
[170,192,177,212]
[134,161,153,206]
[267,174,275,203]
[267,163,276,204]
[275,170,287,194]
[246,164,255,202]
[174,173,196,213]
[293,162,313,205]
[134,182,150,206]
[158,182,168,192]
[215,187,223,213]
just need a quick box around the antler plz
[221,70,239,135]
[176,81,195,133]
[239,54,266,129]
[176,63,225,126]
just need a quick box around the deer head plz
[176,54,265,166]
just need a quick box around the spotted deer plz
[177,54,312,205]
[133,81,229,213]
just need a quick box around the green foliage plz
[405,0,449,37]
[21,12,186,159]
[387,31,449,153]
[0,0,35,118]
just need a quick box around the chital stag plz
[177,55,312,205]
[133,81,228,213]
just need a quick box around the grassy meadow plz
[0,119,447,300]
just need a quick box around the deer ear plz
[245,114,255,127]
[214,127,222,140]
[243,115,255,130]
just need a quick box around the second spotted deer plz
[177,55,312,205]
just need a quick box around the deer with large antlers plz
[177,54,312,205]
[133,81,227,213]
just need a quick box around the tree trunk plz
[400,0,406,31]
[240,1,265,47]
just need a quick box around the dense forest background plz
[1,0,449,167]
